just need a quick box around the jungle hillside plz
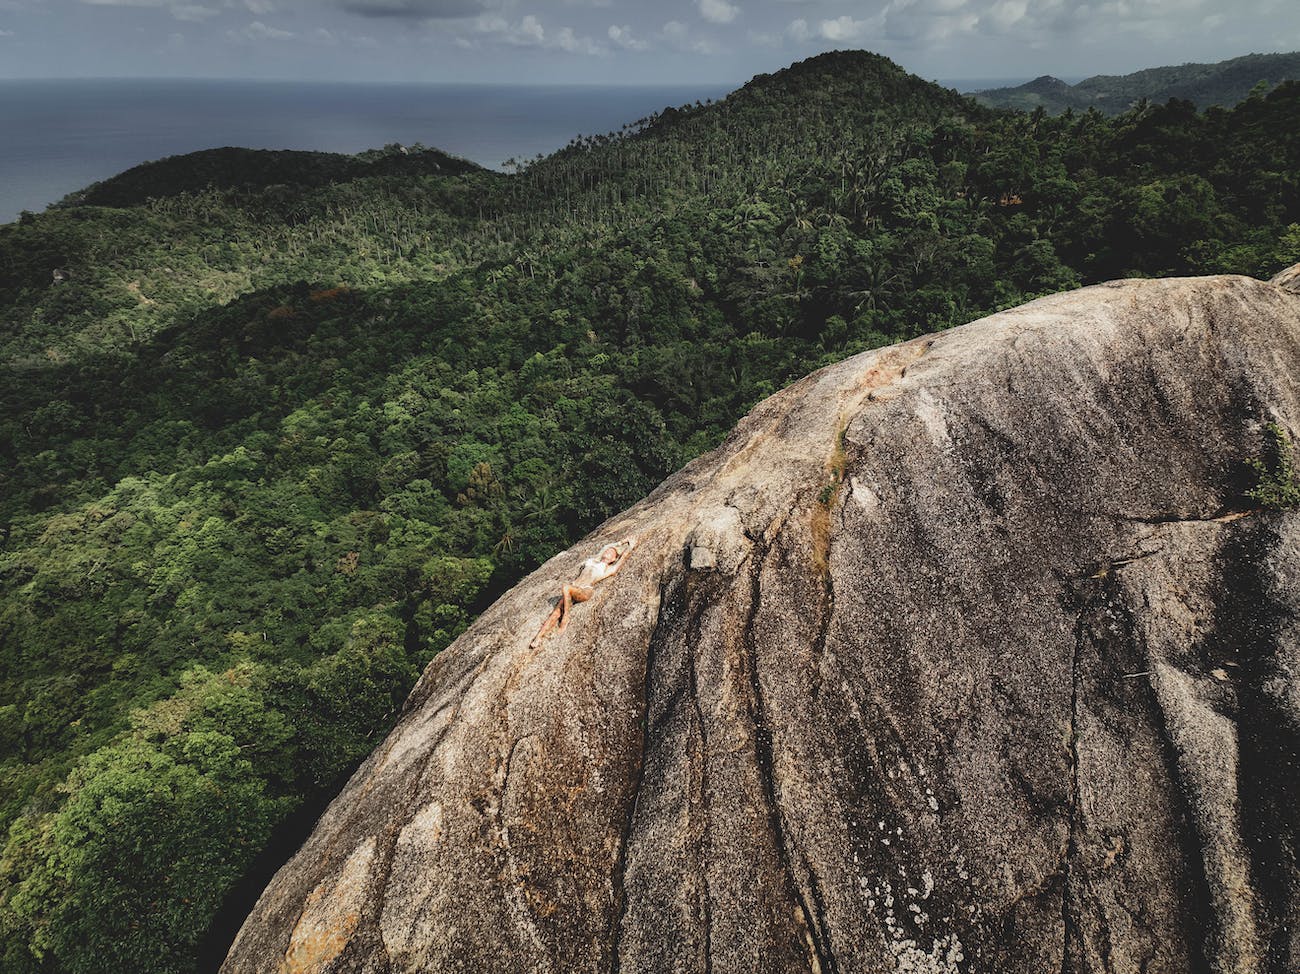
[1,49,1299,974]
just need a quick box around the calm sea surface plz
[0,76,1028,225]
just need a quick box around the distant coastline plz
[0,78,733,223]
[0,75,1029,224]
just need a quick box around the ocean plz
[0,79,734,224]
[0,76,1027,225]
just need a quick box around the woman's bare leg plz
[531,598,564,648]
[558,585,593,632]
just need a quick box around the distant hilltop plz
[974,50,1300,114]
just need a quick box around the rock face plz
[223,272,1300,974]
[1273,262,1300,294]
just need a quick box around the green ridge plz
[974,50,1300,114]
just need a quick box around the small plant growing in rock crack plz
[811,423,849,580]
[1248,421,1300,510]
[820,424,848,505]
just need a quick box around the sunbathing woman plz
[530,537,636,649]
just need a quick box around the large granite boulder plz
[224,270,1300,974]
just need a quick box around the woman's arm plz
[606,538,637,576]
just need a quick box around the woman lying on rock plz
[530,537,637,649]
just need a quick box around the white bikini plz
[580,553,619,582]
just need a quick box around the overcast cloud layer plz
[0,0,1297,85]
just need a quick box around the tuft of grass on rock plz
[811,423,849,579]
[1248,422,1300,510]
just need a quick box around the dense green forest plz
[974,49,1300,113]
[1,50,1299,973]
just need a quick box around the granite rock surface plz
[223,270,1300,974]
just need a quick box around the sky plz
[0,0,1297,85]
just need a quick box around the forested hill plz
[60,144,483,210]
[975,50,1300,114]
[1,50,1299,974]
[504,50,981,227]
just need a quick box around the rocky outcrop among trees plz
[220,268,1297,972]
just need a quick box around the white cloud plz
[171,3,219,21]
[79,0,224,23]
[819,14,872,41]
[987,0,1028,29]
[787,10,888,43]
[554,24,601,53]
[230,18,294,39]
[662,18,715,54]
[513,13,545,43]
[469,13,605,55]
[608,23,648,50]
[926,10,979,40]
[240,0,274,13]
[697,0,738,25]
[785,0,980,45]
[311,25,380,46]
[0,27,12,35]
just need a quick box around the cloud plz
[818,14,874,41]
[0,27,12,35]
[229,18,294,38]
[79,0,173,8]
[312,25,380,46]
[920,10,979,41]
[171,3,218,20]
[492,12,544,43]
[786,11,885,43]
[553,25,601,52]
[341,0,486,18]
[79,0,225,22]
[241,0,274,13]
[986,0,1028,29]
[697,0,738,24]
[662,18,715,53]
[607,23,647,50]
[467,13,604,54]
[784,0,990,46]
